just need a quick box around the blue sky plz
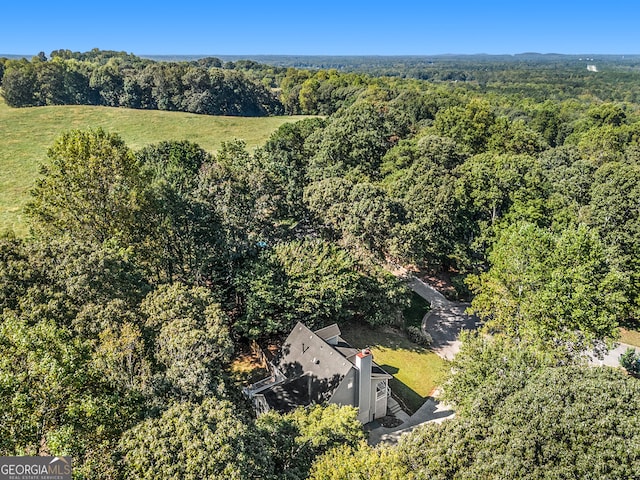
[2,1,639,56]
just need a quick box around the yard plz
[232,321,450,415]
[340,322,450,413]
[620,328,640,347]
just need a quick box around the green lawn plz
[620,328,640,347]
[340,322,449,414]
[0,97,312,236]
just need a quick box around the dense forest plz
[1,49,640,478]
[0,50,283,115]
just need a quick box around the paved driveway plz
[590,342,635,367]
[407,276,481,360]
[423,304,482,360]
[372,273,634,446]
[368,394,454,446]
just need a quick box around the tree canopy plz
[398,367,640,479]
[3,50,640,479]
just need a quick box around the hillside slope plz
[0,98,310,235]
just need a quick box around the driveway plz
[423,304,482,360]
[366,275,475,445]
[590,342,635,367]
[407,276,481,360]
[373,273,634,446]
[368,393,454,446]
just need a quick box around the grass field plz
[0,97,312,236]
[340,323,449,413]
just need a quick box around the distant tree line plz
[0,49,385,117]
[0,50,283,116]
[3,50,640,117]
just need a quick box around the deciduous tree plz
[27,129,141,244]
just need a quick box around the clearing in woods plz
[0,97,313,236]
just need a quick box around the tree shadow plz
[423,305,481,351]
[378,363,426,414]
[340,321,432,354]
[259,356,346,413]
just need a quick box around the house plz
[244,322,392,424]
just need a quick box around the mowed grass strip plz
[0,97,314,236]
[340,323,449,414]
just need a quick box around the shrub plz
[406,326,432,346]
[619,347,640,376]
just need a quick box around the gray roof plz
[261,322,391,413]
[314,323,341,341]
[262,376,314,413]
[274,323,353,390]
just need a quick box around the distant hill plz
[139,53,640,70]
[6,52,640,70]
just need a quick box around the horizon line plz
[2,52,639,58]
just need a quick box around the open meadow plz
[0,97,311,236]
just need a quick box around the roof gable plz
[314,323,341,342]
[275,322,354,389]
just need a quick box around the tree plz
[33,59,72,105]
[309,442,408,480]
[235,240,408,339]
[307,101,405,182]
[529,100,566,147]
[588,160,640,317]
[467,222,628,344]
[235,240,361,338]
[89,63,124,106]
[0,315,143,466]
[619,347,640,376]
[381,137,467,267]
[304,178,405,258]
[256,404,364,480]
[134,140,227,284]
[197,140,285,263]
[455,152,541,228]
[587,102,627,127]
[258,117,326,222]
[27,129,141,244]
[433,98,495,154]
[93,315,152,393]
[0,237,148,332]
[441,331,576,416]
[488,117,547,154]
[120,398,272,479]
[299,77,321,113]
[1,61,37,106]
[398,367,640,479]
[537,145,594,226]
[141,283,233,401]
